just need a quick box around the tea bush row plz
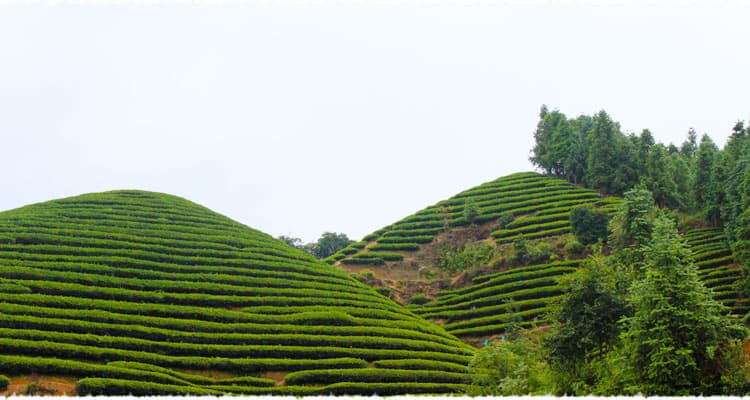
[0,266,373,300]
[0,325,470,358]
[0,310,464,350]
[372,359,468,373]
[284,368,470,385]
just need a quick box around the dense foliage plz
[279,232,354,259]
[523,188,748,396]
[619,216,746,395]
[467,335,550,395]
[569,204,609,245]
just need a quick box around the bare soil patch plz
[2,375,77,396]
[261,371,288,386]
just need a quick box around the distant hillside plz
[329,172,616,260]
[328,173,617,298]
[0,190,473,396]
[332,172,746,341]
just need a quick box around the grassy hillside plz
[328,172,617,267]
[0,190,474,396]
[329,172,617,302]
[333,172,747,341]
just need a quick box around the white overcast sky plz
[1,1,749,242]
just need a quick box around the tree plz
[608,186,656,269]
[609,134,640,195]
[278,235,304,249]
[530,107,588,184]
[642,144,682,210]
[668,151,693,212]
[693,134,720,219]
[733,208,750,297]
[720,121,749,238]
[463,198,481,225]
[619,216,746,395]
[569,205,609,245]
[309,232,353,259]
[468,334,551,396]
[585,111,619,194]
[530,105,554,174]
[546,255,630,395]
[680,128,698,159]
[709,154,729,226]
[609,186,654,247]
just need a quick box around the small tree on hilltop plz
[309,232,353,259]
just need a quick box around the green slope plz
[0,190,473,396]
[334,172,746,341]
[328,172,618,265]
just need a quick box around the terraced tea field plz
[410,227,746,341]
[687,228,748,315]
[413,260,581,339]
[0,191,474,396]
[328,172,619,266]
[333,172,746,341]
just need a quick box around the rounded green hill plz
[0,190,474,396]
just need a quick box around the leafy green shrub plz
[512,238,529,264]
[511,239,552,265]
[464,199,481,225]
[376,286,392,299]
[497,212,514,229]
[467,335,550,395]
[437,242,498,274]
[24,382,41,395]
[529,242,553,264]
[353,269,377,283]
[570,204,609,245]
[0,375,9,391]
[564,239,585,257]
[410,294,429,305]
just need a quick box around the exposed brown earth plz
[2,375,77,396]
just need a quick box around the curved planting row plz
[0,190,473,395]
[410,259,583,338]
[685,228,746,315]
[330,172,608,265]
[412,226,744,339]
